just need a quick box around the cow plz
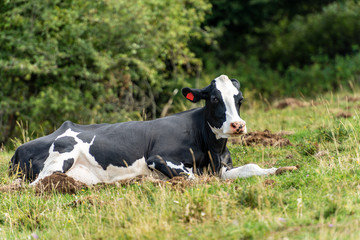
[9,75,294,186]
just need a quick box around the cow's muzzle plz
[230,121,246,134]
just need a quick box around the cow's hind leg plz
[221,164,278,179]
[146,156,194,179]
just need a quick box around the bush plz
[264,1,360,68]
[0,0,210,145]
[205,52,360,100]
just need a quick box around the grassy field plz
[1,91,360,239]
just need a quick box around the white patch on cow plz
[56,128,81,140]
[185,167,195,180]
[220,164,278,179]
[166,161,195,179]
[30,128,87,186]
[209,75,247,139]
[148,162,156,170]
[30,128,152,186]
[66,156,152,185]
[208,123,229,140]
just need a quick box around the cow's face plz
[182,75,246,139]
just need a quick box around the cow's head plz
[182,75,246,139]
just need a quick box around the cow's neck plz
[199,107,229,172]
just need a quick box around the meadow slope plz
[1,92,360,239]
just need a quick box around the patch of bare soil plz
[106,175,165,187]
[110,175,234,191]
[314,150,329,158]
[168,175,234,190]
[336,111,352,118]
[69,196,104,207]
[0,178,24,193]
[277,130,295,136]
[275,165,300,175]
[35,172,87,194]
[2,166,298,194]
[275,98,313,109]
[231,129,292,147]
[344,96,360,102]
[263,179,276,187]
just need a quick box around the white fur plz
[166,161,195,179]
[66,157,152,185]
[220,164,278,179]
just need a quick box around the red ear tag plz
[186,92,194,101]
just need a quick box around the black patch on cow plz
[62,158,74,172]
[205,87,227,129]
[77,132,95,144]
[53,137,77,153]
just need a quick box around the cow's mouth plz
[229,131,246,136]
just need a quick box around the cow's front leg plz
[147,155,195,179]
[221,164,299,179]
[221,164,277,179]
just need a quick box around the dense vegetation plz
[2,91,360,239]
[196,0,360,99]
[1,0,360,145]
[0,0,210,145]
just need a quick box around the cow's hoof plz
[275,165,299,175]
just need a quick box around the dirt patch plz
[102,175,165,187]
[336,111,352,118]
[344,96,360,102]
[275,165,299,175]
[1,165,296,194]
[315,150,329,158]
[35,172,87,194]
[111,175,234,191]
[0,174,235,194]
[167,175,233,190]
[69,196,104,207]
[263,179,276,187]
[231,129,292,147]
[277,130,295,136]
[0,178,24,193]
[275,98,312,109]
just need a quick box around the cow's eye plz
[211,96,219,103]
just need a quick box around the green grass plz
[2,91,360,239]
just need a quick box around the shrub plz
[0,0,210,145]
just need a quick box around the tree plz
[0,0,210,145]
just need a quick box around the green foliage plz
[0,0,210,145]
[205,52,360,100]
[315,123,352,144]
[197,0,360,100]
[298,141,319,156]
[196,0,337,62]
[264,1,360,67]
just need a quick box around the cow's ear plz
[231,79,240,90]
[182,88,204,103]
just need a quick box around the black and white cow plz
[10,75,286,186]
